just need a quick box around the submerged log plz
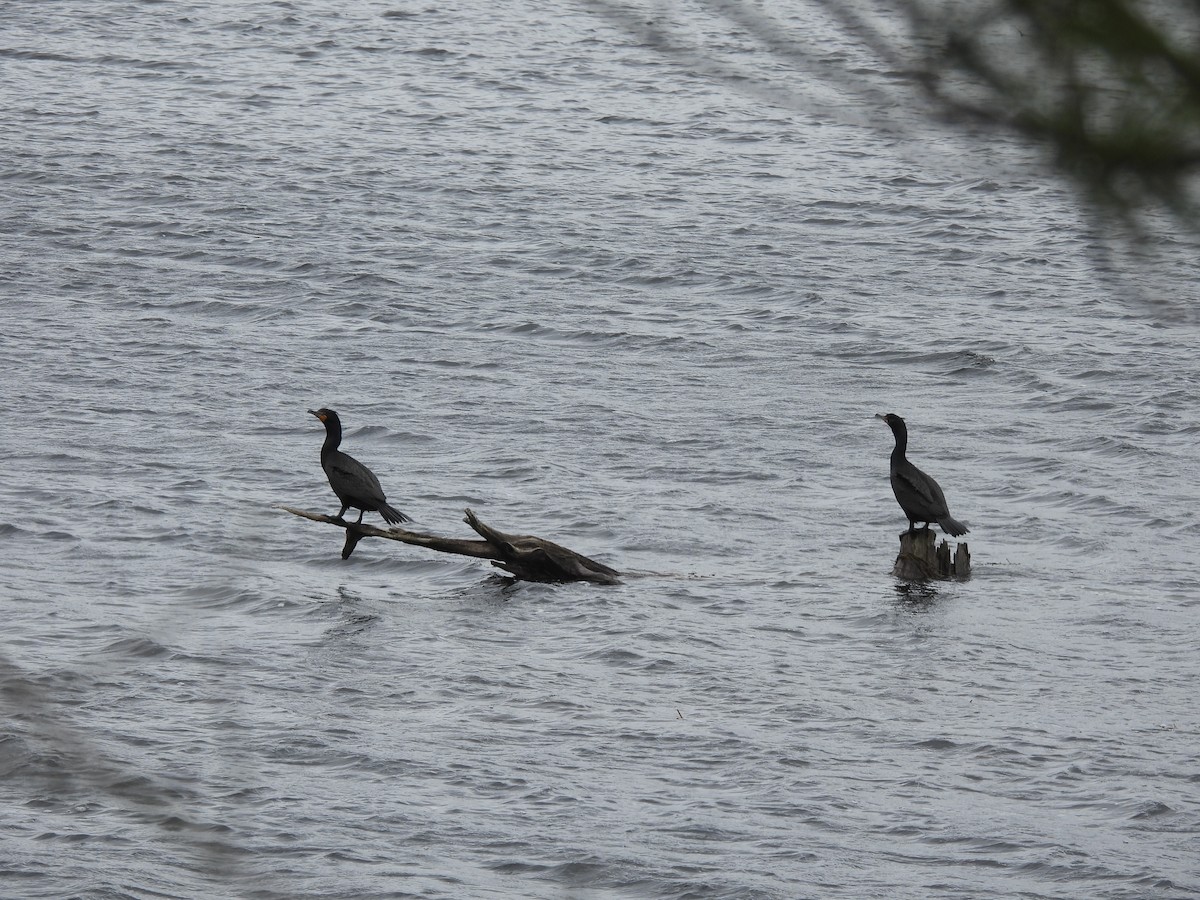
[281,506,621,585]
[892,529,971,581]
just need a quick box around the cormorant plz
[876,413,969,537]
[308,408,411,525]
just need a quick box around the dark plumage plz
[308,408,411,526]
[876,413,969,537]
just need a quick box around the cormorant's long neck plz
[321,419,342,456]
[889,421,908,463]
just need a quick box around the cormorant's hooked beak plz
[308,409,326,422]
[874,413,887,422]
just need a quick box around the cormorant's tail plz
[939,516,969,537]
[380,503,412,525]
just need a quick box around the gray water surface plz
[2,2,1198,898]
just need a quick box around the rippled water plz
[2,2,1198,898]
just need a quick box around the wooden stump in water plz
[281,506,621,585]
[892,529,970,581]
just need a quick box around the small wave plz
[1128,800,1174,820]
[182,584,271,611]
[913,737,959,751]
[0,48,80,63]
[97,637,172,659]
[577,647,644,665]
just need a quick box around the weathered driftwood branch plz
[281,506,621,585]
[892,529,971,581]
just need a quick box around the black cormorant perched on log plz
[308,408,411,525]
[876,413,969,537]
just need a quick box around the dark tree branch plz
[588,0,1200,233]
[280,506,621,585]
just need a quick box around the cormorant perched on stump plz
[876,413,969,537]
[308,408,411,525]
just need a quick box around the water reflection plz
[892,580,941,609]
